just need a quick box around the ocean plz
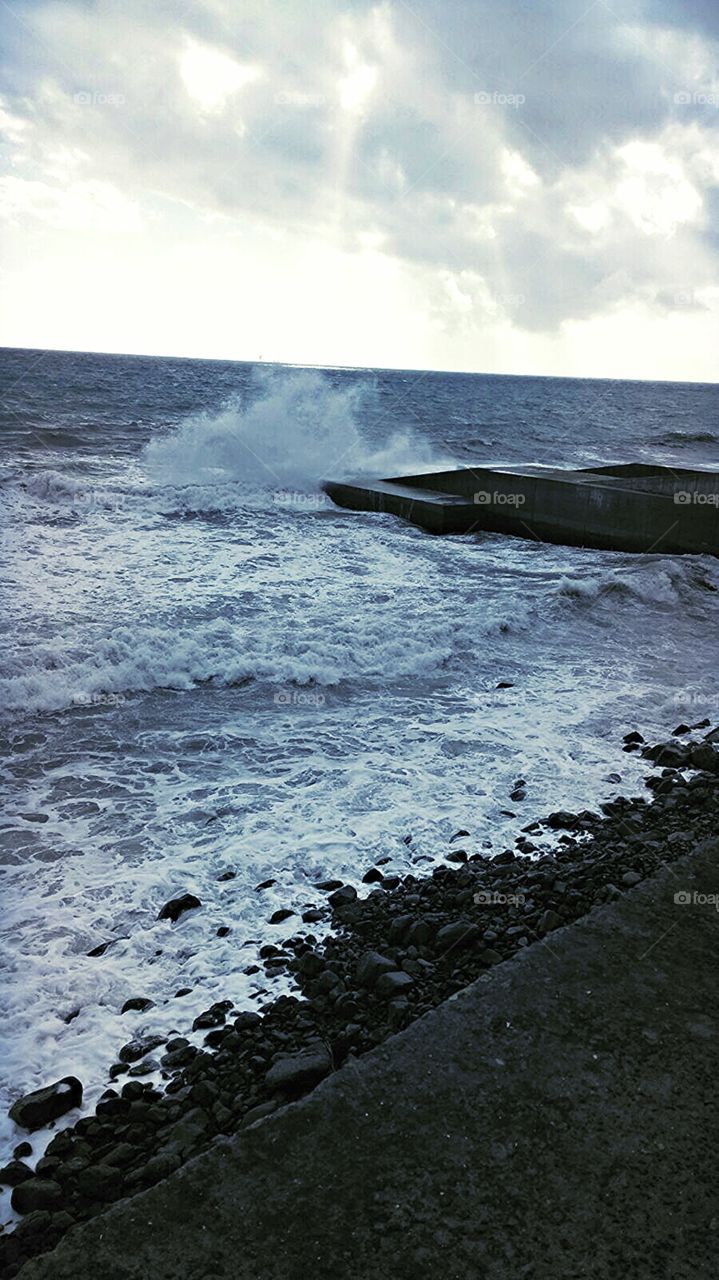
[1,346,718,1197]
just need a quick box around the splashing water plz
[143,368,440,490]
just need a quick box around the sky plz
[0,0,717,379]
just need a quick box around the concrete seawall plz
[21,843,719,1280]
[323,463,719,554]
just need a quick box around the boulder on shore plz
[9,1078,83,1131]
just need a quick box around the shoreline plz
[2,720,718,1275]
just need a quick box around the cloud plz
[0,0,717,371]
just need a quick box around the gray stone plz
[11,1179,63,1214]
[265,1048,332,1094]
[375,971,414,998]
[355,951,397,988]
[9,1078,83,1131]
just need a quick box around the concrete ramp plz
[323,463,719,554]
[21,845,718,1280]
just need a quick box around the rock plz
[623,731,644,744]
[690,743,719,774]
[543,811,580,831]
[301,908,324,923]
[217,869,236,881]
[121,997,154,1015]
[11,1179,63,1214]
[76,1164,122,1201]
[254,878,277,890]
[13,1142,32,1159]
[174,987,192,998]
[328,885,357,908]
[157,893,201,922]
[269,908,295,924]
[313,879,344,892]
[361,868,384,884]
[388,913,416,943]
[0,1161,34,1187]
[265,1048,332,1094]
[9,1077,83,1131]
[446,850,468,863]
[492,849,515,864]
[216,926,231,937]
[233,1011,262,1032]
[496,681,514,689]
[118,1035,165,1063]
[159,1108,209,1158]
[537,909,563,935]
[435,921,480,952]
[137,1152,181,1189]
[375,971,414,998]
[355,951,397,988]
[241,1100,279,1127]
[621,870,642,886]
[672,724,691,736]
[510,788,526,802]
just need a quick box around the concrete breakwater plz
[323,462,719,554]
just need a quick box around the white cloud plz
[0,0,717,377]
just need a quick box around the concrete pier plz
[323,463,719,554]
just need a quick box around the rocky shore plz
[2,723,718,1276]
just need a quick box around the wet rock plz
[328,885,357,908]
[157,893,201,922]
[216,926,231,937]
[362,868,384,884]
[269,908,295,925]
[623,731,644,744]
[11,1179,63,1214]
[118,1035,165,1063]
[174,987,192,998]
[121,997,154,1015]
[302,908,325,923]
[234,1011,263,1032]
[446,850,468,864]
[13,1142,32,1159]
[217,870,236,881]
[265,1047,332,1094]
[314,879,344,892]
[255,878,277,890]
[621,870,642,887]
[9,1077,83,1131]
[543,811,581,831]
[0,1161,34,1187]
